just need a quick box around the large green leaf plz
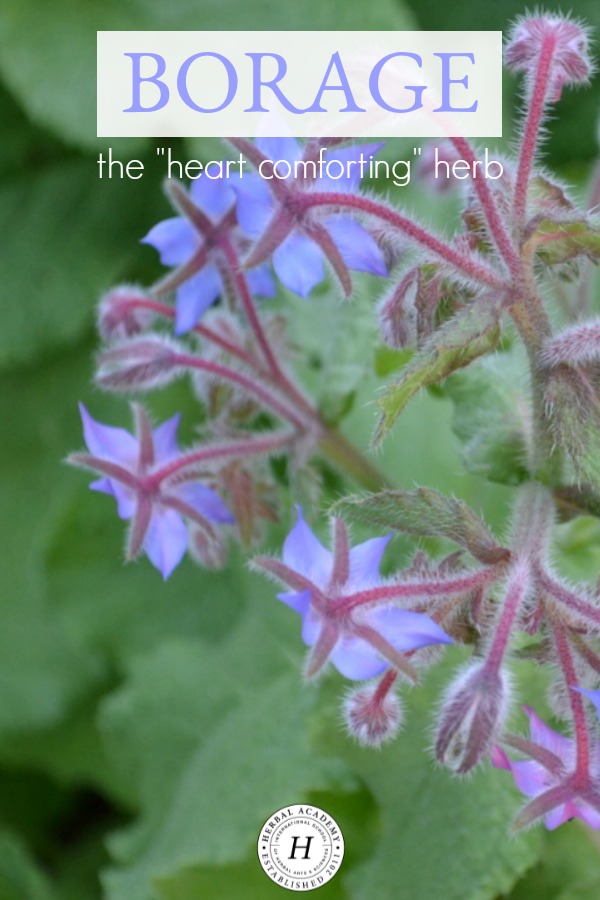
[99,624,352,900]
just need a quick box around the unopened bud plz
[189,526,229,570]
[435,663,511,774]
[96,336,181,392]
[378,270,419,348]
[343,683,403,747]
[97,285,156,342]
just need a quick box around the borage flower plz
[69,404,233,578]
[492,700,600,830]
[142,172,275,334]
[254,508,451,680]
[235,138,388,297]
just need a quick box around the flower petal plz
[523,706,571,759]
[152,413,181,463]
[545,803,575,830]
[330,636,387,680]
[233,176,274,239]
[190,173,236,220]
[79,404,138,464]
[282,507,332,586]
[573,686,600,718]
[509,760,550,798]
[143,507,188,578]
[256,136,303,166]
[175,483,234,524]
[273,232,324,298]
[573,801,600,829]
[277,589,312,618]
[324,217,388,277]
[141,217,198,267]
[247,264,277,298]
[366,607,453,653]
[348,534,392,587]
[89,478,136,520]
[174,265,222,334]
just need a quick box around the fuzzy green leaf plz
[375,303,501,445]
[334,486,508,564]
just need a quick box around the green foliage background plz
[0,1,599,897]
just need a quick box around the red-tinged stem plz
[173,351,311,430]
[538,568,600,628]
[218,237,285,379]
[373,668,398,703]
[549,613,591,780]
[484,560,531,673]
[301,191,505,290]
[149,432,296,485]
[334,566,498,615]
[514,33,558,229]
[449,136,521,279]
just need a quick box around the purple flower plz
[142,172,275,335]
[235,139,388,298]
[254,508,452,680]
[71,404,233,579]
[492,703,600,829]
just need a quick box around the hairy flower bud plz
[435,663,511,774]
[343,682,403,747]
[505,15,592,101]
[378,270,419,348]
[96,336,181,392]
[97,285,156,342]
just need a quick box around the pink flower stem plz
[125,297,260,368]
[373,668,398,704]
[301,191,506,290]
[514,33,557,229]
[549,614,591,780]
[484,560,530,673]
[148,431,297,485]
[173,351,312,430]
[538,568,600,628]
[449,136,521,279]
[334,566,500,615]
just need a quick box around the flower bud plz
[505,16,592,101]
[342,683,403,747]
[96,336,181,392]
[435,663,511,774]
[97,285,156,342]
[378,270,419,348]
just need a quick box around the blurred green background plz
[1,0,600,898]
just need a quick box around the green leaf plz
[443,353,531,486]
[315,656,544,900]
[0,159,166,370]
[527,216,600,267]
[375,303,501,445]
[507,823,600,900]
[99,623,352,900]
[0,829,56,900]
[334,486,508,564]
[0,0,414,150]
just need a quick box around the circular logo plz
[257,804,345,892]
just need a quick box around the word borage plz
[97,31,502,137]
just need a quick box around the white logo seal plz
[257,804,345,892]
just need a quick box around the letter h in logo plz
[288,835,313,859]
